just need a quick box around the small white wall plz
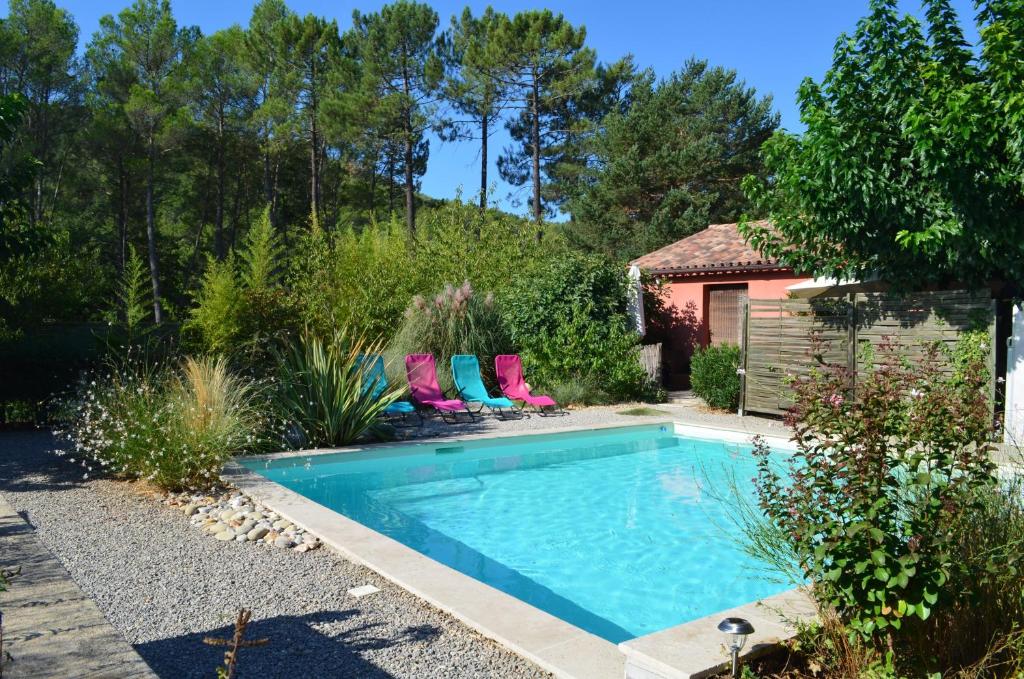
[1006,305,1024,445]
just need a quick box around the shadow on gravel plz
[0,430,86,495]
[135,609,441,679]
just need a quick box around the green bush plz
[501,252,659,402]
[274,330,401,448]
[184,209,299,365]
[286,200,553,343]
[57,354,272,490]
[388,281,511,394]
[690,343,741,410]
[545,375,609,407]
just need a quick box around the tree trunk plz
[262,143,274,227]
[215,107,226,259]
[388,149,396,214]
[479,111,488,213]
[145,136,163,324]
[530,70,542,234]
[230,170,242,250]
[309,62,321,227]
[309,113,320,225]
[116,156,127,274]
[402,67,415,234]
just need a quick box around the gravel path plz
[0,406,785,679]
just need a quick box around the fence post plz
[847,293,858,393]
[739,298,750,416]
[990,299,999,417]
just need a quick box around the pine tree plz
[494,10,594,227]
[88,0,197,323]
[347,1,443,233]
[442,7,511,211]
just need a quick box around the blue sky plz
[12,0,980,217]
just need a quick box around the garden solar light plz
[718,617,754,678]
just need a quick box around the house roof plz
[630,221,786,276]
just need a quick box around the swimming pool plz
[241,424,790,643]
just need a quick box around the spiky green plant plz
[274,330,403,447]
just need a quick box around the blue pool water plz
[242,424,790,642]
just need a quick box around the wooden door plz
[706,284,748,347]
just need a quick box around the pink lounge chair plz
[405,354,474,422]
[495,354,564,415]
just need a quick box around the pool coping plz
[222,420,810,679]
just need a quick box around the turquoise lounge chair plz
[358,354,421,425]
[451,354,521,419]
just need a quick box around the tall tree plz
[0,0,80,225]
[89,0,196,323]
[495,10,593,227]
[277,13,340,226]
[245,0,291,232]
[566,60,778,260]
[348,0,443,233]
[190,26,257,259]
[742,0,1024,291]
[442,7,511,211]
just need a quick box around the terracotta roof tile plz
[630,221,783,274]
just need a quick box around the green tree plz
[442,7,512,211]
[566,60,778,260]
[245,0,292,232]
[0,0,81,225]
[277,13,341,225]
[742,0,1024,290]
[189,26,257,259]
[495,10,594,226]
[89,0,197,323]
[348,0,444,233]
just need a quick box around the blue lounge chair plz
[358,354,421,425]
[451,354,522,419]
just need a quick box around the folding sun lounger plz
[357,354,421,426]
[405,354,474,423]
[494,354,565,415]
[451,354,522,419]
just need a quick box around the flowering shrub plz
[754,335,996,645]
[389,281,510,393]
[58,354,273,490]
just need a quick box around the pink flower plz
[824,393,844,409]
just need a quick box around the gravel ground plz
[0,405,785,679]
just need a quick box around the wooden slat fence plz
[740,290,996,416]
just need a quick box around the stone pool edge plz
[222,420,808,679]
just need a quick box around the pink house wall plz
[654,270,808,388]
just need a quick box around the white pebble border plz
[162,489,321,553]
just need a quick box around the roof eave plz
[644,263,792,277]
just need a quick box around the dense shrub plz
[287,200,552,342]
[274,330,401,447]
[58,354,273,490]
[747,334,1017,675]
[388,281,510,394]
[184,209,299,364]
[689,343,740,410]
[501,252,660,402]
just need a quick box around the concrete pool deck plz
[224,418,813,679]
